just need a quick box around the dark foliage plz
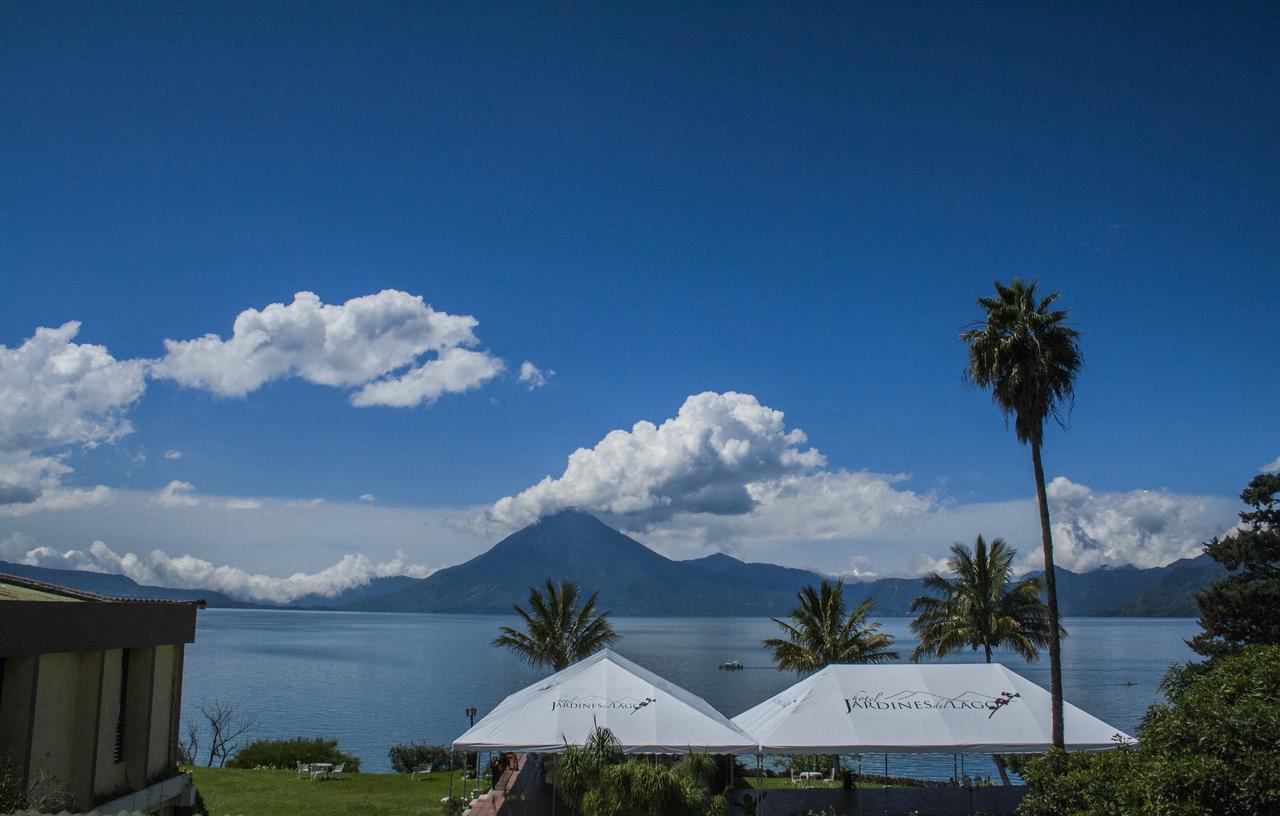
[1016,645,1280,816]
[387,742,454,773]
[227,737,360,772]
[1191,473,1280,658]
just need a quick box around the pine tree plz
[1190,472,1280,659]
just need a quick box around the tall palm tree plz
[493,579,619,671]
[764,579,898,673]
[909,535,1059,663]
[962,278,1082,748]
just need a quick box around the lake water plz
[181,611,1197,778]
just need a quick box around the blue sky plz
[1,2,1276,600]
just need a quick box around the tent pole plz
[752,757,762,813]
[448,749,455,801]
[856,755,863,816]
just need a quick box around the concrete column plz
[68,651,106,809]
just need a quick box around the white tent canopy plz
[453,649,759,755]
[733,663,1134,754]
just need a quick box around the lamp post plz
[464,707,478,778]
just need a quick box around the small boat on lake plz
[719,659,744,671]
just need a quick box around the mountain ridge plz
[2,510,1223,616]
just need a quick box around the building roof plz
[0,573,105,601]
[0,572,205,606]
[1,572,203,658]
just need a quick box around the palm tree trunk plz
[983,643,992,663]
[1031,436,1065,749]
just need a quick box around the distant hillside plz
[0,560,261,608]
[345,510,826,615]
[1102,555,1224,616]
[683,552,826,592]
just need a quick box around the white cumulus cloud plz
[518,361,553,389]
[1262,456,1280,474]
[224,497,263,510]
[359,493,376,502]
[480,391,827,531]
[152,290,504,407]
[350,347,504,407]
[164,449,183,460]
[151,480,200,508]
[0,322,148,451]
[19,539,435,605]
[1043,476,1238,572]
[0,323,147,511]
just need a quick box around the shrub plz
[388,742,454,773]
[227,737,360,772]
[1017,645,1280,816]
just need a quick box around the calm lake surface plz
[182,611,1197,778]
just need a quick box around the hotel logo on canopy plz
[551,694,657,714]
[843,689,1022,717]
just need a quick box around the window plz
[114,649,130,763]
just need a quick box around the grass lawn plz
[190,767,485,816]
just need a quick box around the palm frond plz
[908,534,1057,663]
[492,578,619,670]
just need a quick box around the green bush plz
[387,742,454,773]
[228,737,361,772]
[552,726,731,816]
[581,761,707,816]
[1017,645,1280,816]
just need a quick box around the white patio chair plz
[330,763,345,779]
[296,761,310,778]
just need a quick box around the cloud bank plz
[1044,476,1237,572]
[16,538,434,605]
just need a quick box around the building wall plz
[68,650,104,806]
[27,652,80,801]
